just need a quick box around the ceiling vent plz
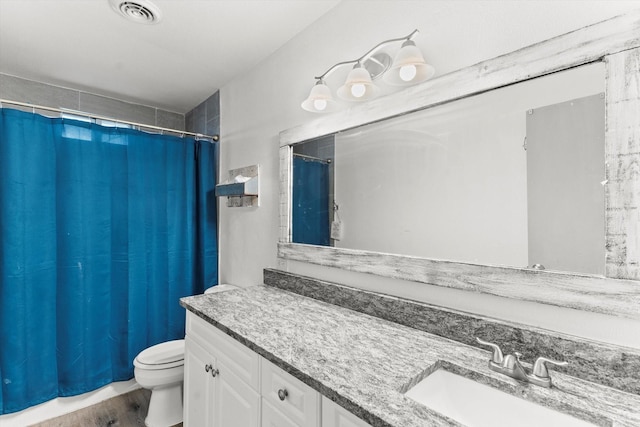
[109,0,162,24]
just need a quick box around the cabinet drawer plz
[322,396,373,427]
[186,312,260,390]
[261,358,320,427]
[262,399,301,427]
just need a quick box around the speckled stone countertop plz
[180,285,640,427]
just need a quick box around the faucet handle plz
[476,337,504,364]
[532,356,568,378]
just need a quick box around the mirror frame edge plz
[278,11,640,321]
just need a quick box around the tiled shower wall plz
[0,73,184,129]
[185,90,220,193]
[185,90,219,136]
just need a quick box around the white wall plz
[218,1,640,348]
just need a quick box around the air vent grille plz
[109,0,162,24]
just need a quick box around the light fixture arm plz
[314,59,360,81]
[314,29,419,81]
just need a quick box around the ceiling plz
[0,0,341,113]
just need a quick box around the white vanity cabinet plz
[184,313,261,427]
[322,397,373,427]
[184,312,371,427]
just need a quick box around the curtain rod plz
[293,152,332,163]
[0,98,219,142]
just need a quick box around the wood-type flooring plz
[28,389,182,427]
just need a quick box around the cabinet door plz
[262,399,301,427]
[187,312,260,389]
[213,359,260,427]
[184,337,216,427]
[322,396,373,427]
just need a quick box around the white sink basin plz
[405,369,597,427]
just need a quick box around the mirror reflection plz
[292,63,605,275]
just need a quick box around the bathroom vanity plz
[180,275,640,427]
[182,293,369,427]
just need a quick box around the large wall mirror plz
[292,63,605,276]
[279,11,640,320]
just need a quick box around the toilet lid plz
[134,339,184,369]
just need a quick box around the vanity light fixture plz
[337,63,380,101]
[301,30,434,113]
[301,79,339,113]
[384,39,435,85]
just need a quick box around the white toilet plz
[133,284,239,427]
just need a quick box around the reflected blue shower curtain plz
[292,156,330,246]
[0,108,218,414]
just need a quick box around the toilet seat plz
[134,339,184,370]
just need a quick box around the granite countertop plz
[180,285,640,427]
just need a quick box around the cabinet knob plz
[204,364,219,377]
[277,388,289,401]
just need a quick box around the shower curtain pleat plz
[0,108,218,414]
[0,112,60,411]
[194,142,218,296]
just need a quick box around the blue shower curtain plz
[0,108,218,414]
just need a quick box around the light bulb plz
[399,64,417,82]
[313,99,327,111]
[351,83,366,98]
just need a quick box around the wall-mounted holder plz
[215,164,259,207]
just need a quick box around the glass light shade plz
[337,66,379,101]
[384,40,435,86]
[301,81,338,113]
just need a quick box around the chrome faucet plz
[476,337,567,388]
